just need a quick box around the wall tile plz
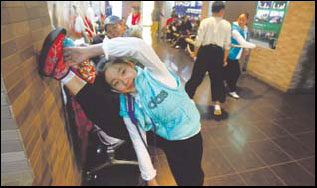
[2,1,25,8]
[7,7,28,23]
[1,39,17,60]
[1,1,87,186]
[1,118,18,131]
[1,7,10,25]
[1,130,20,141]
[1,91,8,106]
[1,24,15,43]
[1,139,24,153]
[1,106,12,119]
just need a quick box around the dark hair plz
[238,12,249,19]
[212,1,225,13]
[132,6,140,11]
[96,58,129,85]
[102,58,130,74]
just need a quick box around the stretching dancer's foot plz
[39,27,75,80]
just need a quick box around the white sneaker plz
[175,45,181,49]
[214,105,222,116]
[229,92,240,99]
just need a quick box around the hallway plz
[148,33,315,186]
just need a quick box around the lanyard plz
[125,94,151,150]
[125,94,159,161]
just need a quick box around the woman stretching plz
[63,37,205,186]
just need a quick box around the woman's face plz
[105,62,137,93]
[238,14,248,28]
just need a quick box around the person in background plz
[225,12,256,99]
[151,7,163,36]
[166,19,179,42]
[185,1,231,116]
[172,15,192,49]
[165,13,177,41]
[72,5,89,43]
[92,15,143,71]
[127,6,141,28]
[104,15,142,40]
[240,13,252,72]
[131,6,141,26]
[186,19,200,53]
[131,7,143,36]
[86,2,95,24]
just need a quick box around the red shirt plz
[132,12,141,25]
[166,17,175,26]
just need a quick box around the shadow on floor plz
[197,105,229,121]
[236,86,264,100]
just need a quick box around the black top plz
[75,75,130,140]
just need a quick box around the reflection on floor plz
[86,29,315,186]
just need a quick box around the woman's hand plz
[63,47,89,66]
[242,49,250,56]
[223,61,228,67]
[147,178,159,186]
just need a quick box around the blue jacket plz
[228,23,248,60]
[119,67,201,140]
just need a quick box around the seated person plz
[186,19,200,52]
[165,13,177,41]
[167,20,181,43]
[172,16,192,49]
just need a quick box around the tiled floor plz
[148,32,315,186]
[86,29,315,186]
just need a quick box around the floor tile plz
[240,168,285,186]
[206,174,246,186]
[271,162,315,186]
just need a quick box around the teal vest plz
[120,67,201,140]
[228,23,246,60]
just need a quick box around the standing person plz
[185,1,231,116]
[130,7,143,37]
[225,13,256,99]
[151,7,163,35]
[72,5,89,43]
[127,6,141,29]
[131,6,141,26]
[240,13,252,72]
[86,2,95,24]
[63,37,205,186]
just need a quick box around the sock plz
[61,70,75,85]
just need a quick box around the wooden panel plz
[1,1,81,186]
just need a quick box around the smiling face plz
[106,22,125,38]
[104,61,137,93]
[237,14,248,28]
